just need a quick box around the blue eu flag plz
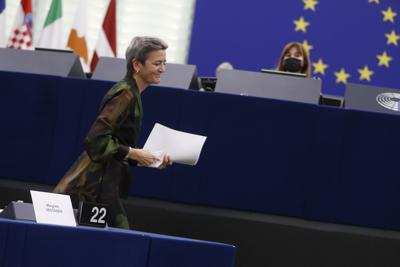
[0,0,5,12]
[189,0,400,96]
[0,0,5,47]
[300,0,400,95]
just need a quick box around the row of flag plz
[0,0,116,72]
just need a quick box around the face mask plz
[283,58,302,73]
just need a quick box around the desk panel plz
[1,71,400,231]
[145,232,235,267]
[0,218,150,267]
[0,218,235,267]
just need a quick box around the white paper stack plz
[143,123,207,167]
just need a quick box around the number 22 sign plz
[78,201,109,228]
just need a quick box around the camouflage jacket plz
[54,75,143,200]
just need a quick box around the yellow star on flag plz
[385,30,400,46]
[334,68,350,84]
[368,0,379,4]
[377,51,392,67]
[294,17,310,33]
[382,7,397,23]
[303,0,318,11]
[358,65,374,82]
[302,40,313,54]
[312,59,328,75]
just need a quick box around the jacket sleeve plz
[84,88,134,163]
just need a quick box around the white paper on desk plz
[30,190,76,227]
[143,123,207,167]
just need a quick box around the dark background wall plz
[2,71,400,232]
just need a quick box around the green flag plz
[38,0,63,49]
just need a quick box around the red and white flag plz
[90,0,116,72]
[7,0,33,49]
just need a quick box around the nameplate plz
[78,201,109,228]
[30,190,76,227]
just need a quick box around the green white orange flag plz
[37,0,63,49]
[67,0,88,70]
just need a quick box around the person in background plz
[277,42,311,78]
[215,61,234,76]
[54,36,172,229]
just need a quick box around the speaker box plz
[91,57,199,89]
[0,201,36,221]
[345,83,400,115]
[0,201,79,223]
[215,69,322,104]
[319,93,344,107]
[0,48,85,77]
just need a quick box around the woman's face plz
[137,49,167,84]
[283,46,304,66]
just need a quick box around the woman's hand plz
[128,148,158,167]
[158,154,173,169]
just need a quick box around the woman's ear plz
[132,58,141,73]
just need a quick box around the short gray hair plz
[125,36,168,76]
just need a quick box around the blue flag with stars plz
[189,0,400,96]
[0,0,5,47]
